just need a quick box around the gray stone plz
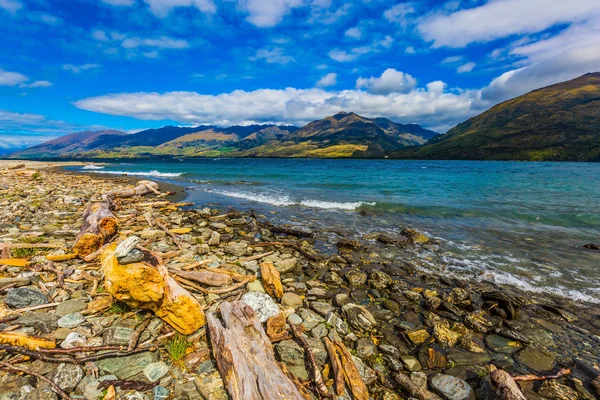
[401,355,422,372]
[240,292,280,323]
[275,340,308,380]
[104,326,135,345]
[193,360,228,399]
[96,351,159,379]
[246,280,265,293]
[80,375,118,400]
[326,312,349,335]
[55,298,88,316]
[275,258,298,273]
[5,287,48,309]
[208,231,220,246]
[346,270,367,286]
[143,361,169,382]
[351,355,377,386]
[310,301,333,317]
[140,229,166,239]
[118,248,145,264]
[16,312,58,333]
[287,313,303,325]
[429,373,474,400]
[299,308,325,330]
[281,292,303,308]
[306,337,327,367]
[53,363,84,391]
[60,332,87,349]
[57,313,85,329]
[311,323,328,339]
[485,334,522,354]
[515,346,556,372]
[356,337,378,359]
[152,386,170,400]
[342,303,377,331]
[225,241,248,256]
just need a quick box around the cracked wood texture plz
[208,301,304,400]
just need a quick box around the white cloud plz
[441,55,463,65]
[251,47,294,64]
[457,62,476,73]
[101,0,216,17]
[0,0,21,14]
[121,36,189,49]
[356,68,417,95]
[316,72,337,87]
[62,63,101,73]
[238,0,303,27]
[0,68,28,86]
[384,3,415,23]
[73,76,480,132]
[417,0,600,48]
[92,30,110,42]
[19,80,53,88]
[329,36,393,62]
[345,27,361,39]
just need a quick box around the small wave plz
[82,165,104,170]
[90,170,183,178]
[210,189,374,210]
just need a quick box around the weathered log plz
[489,367,527,400]
[73,181,160,257]
[259,262,283,299]
[72,201,118,257]
[101,243,205,334]
[170,269,233,287]
[324,337,345,396]
[106,180,160,198]
[207,301,305,400]
[290,323,329,397]
[394,372,443,400]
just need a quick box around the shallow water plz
[72,159,600,303]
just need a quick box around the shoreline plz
[1,160,599,399]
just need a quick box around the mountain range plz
[10,112,437,159]
[9,73,600,161]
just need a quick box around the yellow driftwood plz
[170,228,192,234]
[0,332,55,350]
[101,243,205,334]
[334,339,369,400]
[0,259,29,267]
[45,254,77,262]
[260,262,283,299]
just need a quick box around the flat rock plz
[5,287,48,309]
[485,334,522,354]
[55,298,88,316]
[275,339,308,380]
[143,361,169,382]
[281,292,303,308]
[96,351,159,379]
[53,363,84,392]
[275,258,297,273]
[430,373,475,400]
[515,346,556,372]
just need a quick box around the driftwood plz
[333,339,369,400]
[513,368,571,382]
[324,337,345,396]
[170,269,233,287]
[259,262,283,299]
[394,372,443,400]
[289,324,329,397]
[489,367,527,400]
[73,181,159,257]
[207,301,305,400]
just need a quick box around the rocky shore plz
[0,161,599,400]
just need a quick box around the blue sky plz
[1,0,599,152]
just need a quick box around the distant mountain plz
[237,112,438,158]
[10,130,126,158]
[9,113,438,159]
[395,73,600,161]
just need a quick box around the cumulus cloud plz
[316,72,337,87]
[0,68,28,86]
[457,62,476,73]
[121,36,189,49]
[0,110,68,151]
[356,69,417,95]
[251,47,295,64]
[73,77,482,132]
[0,0,22,14]
[238,0,304,28]
[384,3,415,23]
[101,0,216,17]
[417,0,600,48]
[62,63,101,73]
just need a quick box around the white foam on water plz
[210,189,375,210]
[82,165,104,170]
[89,170,183,178]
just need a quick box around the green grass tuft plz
[166,334,189,361]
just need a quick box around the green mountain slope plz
[395,73,600,161]
[10,130,126,158]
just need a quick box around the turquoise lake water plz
[73,159,600,303]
